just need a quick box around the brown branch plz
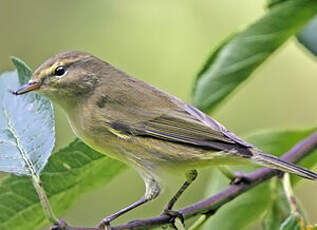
[53,131,317,230]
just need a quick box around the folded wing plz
[108,104,254,157]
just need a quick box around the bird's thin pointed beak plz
[11,81,41,95]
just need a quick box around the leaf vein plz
[2,107,36,176]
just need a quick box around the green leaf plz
[0,138,125,230]
[263,201,286,230]
[279,214,302,230]
[10,57,32,85]
[262,179,289,230]
[192,0,317,112]
[0,70,55,176]
[267,0,288,8]
[202,128,317,230]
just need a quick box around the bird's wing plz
[108,103,254,155]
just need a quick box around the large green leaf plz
[0,138,125,230]
[202,128,317,230]
[0,69,55,176]
[192,0,317,112]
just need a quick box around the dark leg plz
[98,175,160,230]
[163,169,198,225]
[98,198,148,229]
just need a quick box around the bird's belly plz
[109,135,250,172]
[67,114,250,172]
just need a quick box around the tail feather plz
[251,151,317,180]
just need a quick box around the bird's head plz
[13,51,102,106]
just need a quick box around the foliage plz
[0,61,55,176]
[0,138,125,230]
[192,0,317,112]
[10,57,32,85]
[1,0,317,229]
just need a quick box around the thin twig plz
[32,175,58,225]
[53,131,317,230]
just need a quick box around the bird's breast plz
[63,106,125,161]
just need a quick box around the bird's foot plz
[163,209,185,229]
[50,219,68,230]
[277,170,285,179]
[230,171,252,185]
[98,216,114,230]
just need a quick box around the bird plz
[13,51,317,229]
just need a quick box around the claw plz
[50,225,61,230]
[50,219,68,230]
[163,209,185,228]
[98,217,112,230]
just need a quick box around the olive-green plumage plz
[15,51,317,228]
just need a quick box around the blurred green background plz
[1,0,317,229]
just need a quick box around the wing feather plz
[108,104,253,156]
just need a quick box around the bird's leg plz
[163,169,198,227]
[98,198,148,230]
[164,170,198,211]
[98,176,160,230]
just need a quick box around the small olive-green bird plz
[14,51,317,229]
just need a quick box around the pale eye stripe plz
[39,56,85,79]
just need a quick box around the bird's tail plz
[251,150,317,180]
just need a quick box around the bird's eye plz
[54,66,66,77]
